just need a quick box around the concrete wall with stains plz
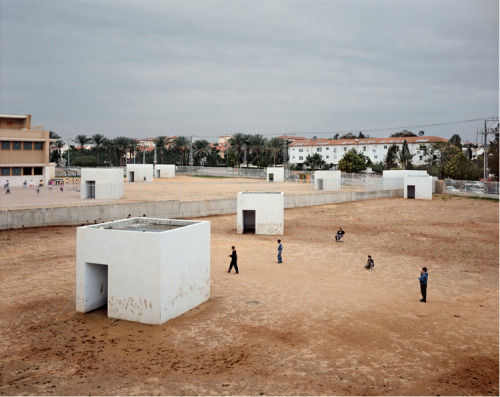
[236,192,284,235]
[76,218,210,324]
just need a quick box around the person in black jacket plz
[335,227,345,242]
[228,246,239,274]
[364,255,374,270]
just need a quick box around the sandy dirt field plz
[0,195,498,396]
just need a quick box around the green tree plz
[172,136,191,166]
[155,136,168,164]
[249,134,266,167]
[339,132,356,139]
[398,139,414,170]
[193,139,212,165]
[390,129,417,137]
[49,131,61,140]
[228,133,247,168]
[303,153,326,171]
[73,134,91,153]
[338,149,367,173]
[444,152,480,180]
[267,137,284,166]
[91,134,106,163]
[488,132,499,178]
[333,133,339,140]
[449,134,462,148]
[384,144,399,169]
[113,136,130,166]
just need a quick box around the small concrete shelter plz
[266,167,285,183]
[76,218,210,324]
[155,164,175,178]
[126,164,153,182]
[314,170,341,191]
[237,191,284,234]
[404,175,433,200]
[80,168,124,199]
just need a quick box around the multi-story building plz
[288,136,448,168]
[0,114,55,186]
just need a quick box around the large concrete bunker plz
[126,164,153,182]
[155,164,176,178]
[80,168,124,200]
[237,192,284,235]
[76,218,210,324]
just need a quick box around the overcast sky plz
[1,0,498,143]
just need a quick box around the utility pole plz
[477,117,499,181]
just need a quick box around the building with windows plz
[0,114,54,186]
[288,136,448,168]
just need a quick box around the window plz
[12,141,21,150]
[292,148,295,151]
[419,155,423,161]
[299,148,303,152]
[34,142,43,150]
[419,144,426,151]
[23,167,32,175]
[1,141,10,150]
[384,145,388,149]
[333,148,337,153]
[34,167,43,175]
[326,156,329,159]
[363,146,367,151]
[326,147,329,150]
[344,147,347,152]
[1,168,10,176]
[374,156,378,159]
[12,167,21,176]
[299,156,303,160]
[23,142,32,150]
[317,148,322,152]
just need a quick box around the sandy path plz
[0,195,498,395]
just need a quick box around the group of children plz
[226,226,429,303]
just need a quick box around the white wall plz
[314,170,341,191]
[383,170,428,190]
[155,164,175,178]
[266,167,284,183]
[237,192,284,234]
[404,176,433,200]
[76,218,210,324]
[126,164,153,182]
[80,168,124,199]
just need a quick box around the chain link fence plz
[444,179,499,198]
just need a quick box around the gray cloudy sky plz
[1,0,498,143]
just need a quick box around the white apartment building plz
[288,136,448,168]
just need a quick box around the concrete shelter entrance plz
[84,263,108,312]
[243,210,256,233]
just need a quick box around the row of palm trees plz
[227,133,286,167]
[50,132,220,167]
[50,131,289,168]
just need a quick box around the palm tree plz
[128,139,139,164]
[193,140,212,166]
[249,134,266,167]
[113,136,130,166]
[227,133,247,168]
[91,134,106,164]
[49,131,61,140]
[74,134,91,153]
[155,136,168,164]
[172,136,191,166]
[267,137,283,166]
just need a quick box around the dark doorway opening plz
[243,210,256,233]
[317,179,324,190]
[129,171,135,182]
[269,173,274,182]
[86,181,96,198]
[85,263,108,313]
[407,185,415,199]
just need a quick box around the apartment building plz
[288,136,448,168]
[0,114,55,186]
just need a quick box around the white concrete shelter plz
[155,164,175,178]
[383,170,428,190]
[80,168,124,199]
[76,218,210,324]
[404,175,433,200]
[314,170,341,191]
[237,192,284,234]
[266,167,285,183]
[126,164,153,182]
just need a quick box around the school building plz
[0,114,55,186]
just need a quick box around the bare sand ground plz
[0,195,498,396]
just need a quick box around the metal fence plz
[444,179,499,198]
[0,175,404,210]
